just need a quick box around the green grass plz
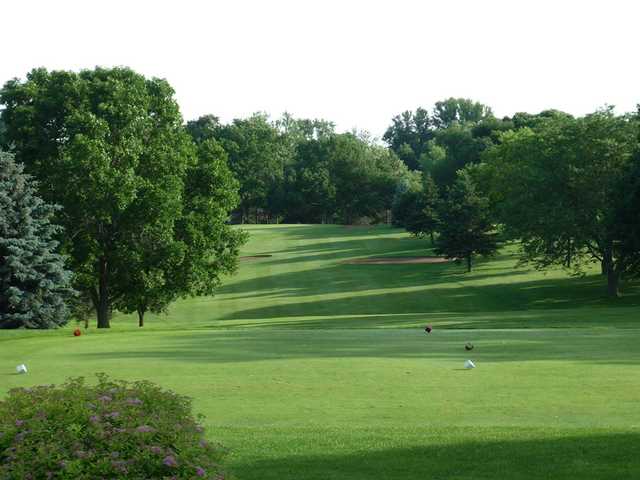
[2,224,640,479]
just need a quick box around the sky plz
[2,0,638,138]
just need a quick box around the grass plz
[2,224,640,479]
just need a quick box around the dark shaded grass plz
[225,428,640,480]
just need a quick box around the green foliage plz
[1,67,240,327]
[185,115,222,145]
[435,170,498,271]
[392,172,440,241]
[0,375,227,479]
[0,114,6,149]
[0,152,75,329]
[112,139,246,327]
[483,108,639,295]
[432,97,493,129]
[383,108,433,170]
[612,152,640,278]
[424,123,492,188]
[214,113,289,222]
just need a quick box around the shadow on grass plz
[229,431,640,480]
[75,327,640,364]
[219,271,640,323]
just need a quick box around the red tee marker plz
[73,328,82,337]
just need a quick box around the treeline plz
[185,113,409,224]
[390,101,640,297]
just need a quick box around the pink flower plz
[136,425,155,433]
[163,455,178,467]
[196,466,206,477]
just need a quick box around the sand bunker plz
[240,254,273,262]
[343,256,451,265]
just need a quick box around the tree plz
[432,98,493,129]
[611,152,640,282]
[392,172,440,243]
[328,134,408,224]
[417,173,441,244]
[0,114,6,149]
[185,115,221,145]
[1,67,240,327]
[483,109,639,296]
[0,152,75,328]
[112,139,245,327]
[383,108,433,170]
[435,170,498,272]
[422,124,490,188]
[213,113,289,223]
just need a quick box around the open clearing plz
[2,224,640,479]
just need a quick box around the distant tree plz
[436,170,498,272]
[511,109,573,130]
[214,113,289,222]
[383,108,433,170]
[483,109,639,296]
[328,134,408,224]
[417,173,441,244]
[612,152,640,281]
[283,138,336,223]
[275,112,335,141]
[185,115,221,145]
[0,152,75,328]
[1,67,240,327]
[423,123,491,189]
[432,98,493,129]
[392,172,440,243]
[0,114,6,149]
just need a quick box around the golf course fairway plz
[2,225,639,479]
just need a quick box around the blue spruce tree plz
[0,152,74,328]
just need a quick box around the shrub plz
[0,375,228,479]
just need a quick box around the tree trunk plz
[607,268,620,298]
[603,245,620,298]
[96,257,110,328]
[466,255,472,273]
[601,259,607,275]
[430,232,435,246]
[137,307,145,327]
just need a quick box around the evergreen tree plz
[0,152,74,328]
[436,170,498,272]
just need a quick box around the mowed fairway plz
[2,224,640,479]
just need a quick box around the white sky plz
[2,0,638,138]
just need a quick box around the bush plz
[0,375,228,479]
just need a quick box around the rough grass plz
[2,224,640,479]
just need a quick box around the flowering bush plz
[0,375,228,479]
